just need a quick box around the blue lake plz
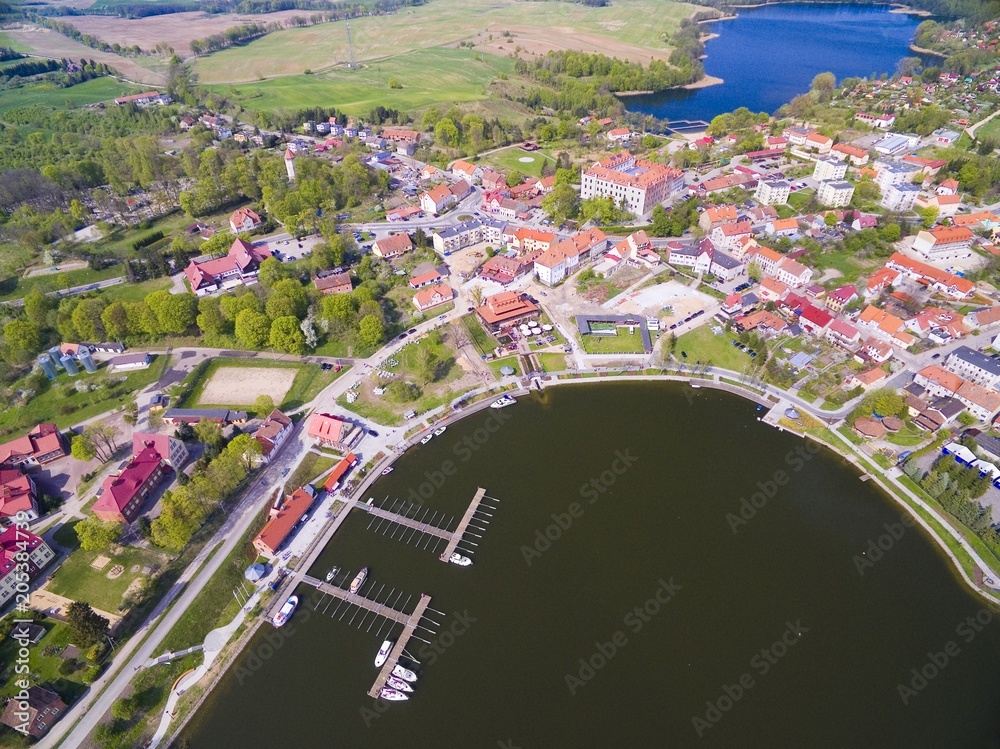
[624,3,931,125]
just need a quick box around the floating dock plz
[440,487,487,561]
[302,574,411,624]
[367,593,432,699]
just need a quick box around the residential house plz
[858,337,893,364]
[813,158,848,182]
[914,364,964,398]
[937,178,960,196]
[476,291,540,332]
[0,527,54,609]
[953,211,1000,231]
[533,229,608,286]
[92,446,169,524]
[184,238,273,296]
[481,169,506,192]
[480,255,534,285]
[914,396,965,431]
[754,179,791,206]
[846,367,889,391]
[510,227,554,254]
[451,160,482,182]
[852,213,879,231]
[381,128,420,144]
[782,126,814,146]
[666,240,744,282]
[314,271,353,295]
[0,685,65,739]
[131,433,188,469]
[607,128,632,142]
[420,184,457,214]
[0,425,66,468]
[759,276,789,303]
[874,161,921,191]
[965,306,1000,331]
[956,381,1000,421]
[229,208,262,234]
[914,193,962,218]
[884,252,974,299]
[699,205,738,232]
[798,304,833,337]
[912,226,974,262]
[765,218,800,237]
[747,205,779,226]
[804,132,833,153]
[252,409,293,463]
[826,319,862,348]
[413,283,455,312]
[0,468,39,524]
[733,309,789,336]
[710,221,754,251]
[857,305,916,348]
[580,151,685,216]
[905,307,965,343]
[855,111,895,129]
[826,284,859,313]
[409,269,442,289]
[252,487,315,558]
[817,180,855,208]
[746,245,813,288]
[944,346,1000,390]
[831,143,870,166]
[371,232,413,259]
[307,413,361,451]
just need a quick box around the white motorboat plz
[375,640,393,667]
[378,687,409,701]
[448,552,473,567]
[420,434,433,444]
[325,566,339,583]
[490,395,516,409]
[350,567,368,594]
[272,595,298,628]
[391,664,418,682]
[433,426,446,436]
[381,467,394,475]
[386,676,413,692]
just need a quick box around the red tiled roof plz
[322,453,358,491]
[93,447,164,518]
[253,488,315,556]
[308,413,349,444]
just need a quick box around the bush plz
[83,664,104,684]
[58,659,79,676]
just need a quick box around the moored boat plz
[386,676,413,693]
[391,664,418,682]
[490,395,516,409]
[375,640,393,667]
[381,467,394,475]
[325,566,339,583]
[420,434,433,444]
[379,687,409,701]
[448,552,473,567]
[272,595,298,628]
[433,426,446,436]
[350,567,368,594]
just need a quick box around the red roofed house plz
[323,453,358,492]
[410,269,442,289]
[912,226,974,262]
[826,319,861,348]
[798,304,833,336]
[307,412,361,451]
[229,207,262,234]
[314,271,353,296]
[131,433,188,469]
[0,425,66,468]
[420,184,457,214]
[0,526,54,609]
[92,446,169,524]
[479,255,535,286]
[826,284,859,313]
[699,205,738,232]
[0,685,66,739]
[710,221,754,251]
[476,291,540,333]
[253,409,293,463]
[372,232,413,260]
[608,127,632,142]
[0,468,40,524]
[184,238,273,296]
[252,487,315,558]
[413,283,455,312]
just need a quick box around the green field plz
[0,264,125,302]
[0,33,30,53]
[476,146,557,179]
[579,327,646,354]
[0,76,138,116]
[675,325,752,370]
[194,0,694,84]
[204,47,514,115]
[0,620,92,705]
[786,189,815,212]
[974,115,1000,142]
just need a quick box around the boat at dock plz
[378,687,409,701]
[448,552,473,567]
[433,426,446,436]
[386,676,413,693]
[375,640,393,667]
[350,567,368,594]
[272,595,298,628]
[391,665,418,682]
[325,566,339,583]
[420,434,433,444]
[381,467,393,475]
[490,395,516,409]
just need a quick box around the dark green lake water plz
[181,384,1000,748]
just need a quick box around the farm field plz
[204,47,514,115]
[0,76,138,116]
[193,0,695,84]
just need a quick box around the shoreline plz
[910,43,948,58]
[683,74,725,90]
[889,4,934,16]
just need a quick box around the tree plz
[542,182,578,224]
[434,118,460,147]
[146,290,196,334]
[71,434,97,462]
[196,296,228,336]
[101,301,132,340]
[269,315,307,354]
[358,314,384,349]
[123,397,138,426]
[253,394,275,417]
[747,261,762,282]
[916,205,939,229]
[75,516,123,552]
[227,433,262,472]
[194,419,224,451]
[266,279,308,319]
[235,309,271,348]
[66,601,110,647]
[810,71,836,99]
[470,286,485,308]
[257,257,287,289]
[23,289,52,330]
[3,320,41,363]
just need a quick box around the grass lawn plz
[0,76,138,116]
[0,620,92,705]
[785,189,815,212]
[974,115,1000,142]
[0,264,125,303]
[179,357,345,412]
[538,352,569,372]
[283,451,338,494]
[337,394,403,426]
[579,327,646,354]
[476,146,557,178]
[0,33,31,53]
[203,47,514,116]
[675,326,752,370]
[96,275,172,303]
[461,313,495,358]
[46,534,168,612]
[0,354,168,437]
[807,250,869,283]
[487,356,519,379]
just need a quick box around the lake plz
[624,3,931,125]
[180,384,1000,748]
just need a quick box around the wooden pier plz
[367,593,432,698]
[364,503,451,540]
[301,574,411,624]
[440,487,487,562]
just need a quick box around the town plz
[1,1,1000,746]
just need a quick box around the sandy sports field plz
[198,366,297,406]
[606,280,714,322]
